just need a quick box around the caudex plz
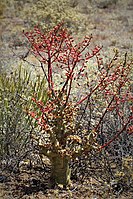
[23,22,133,187]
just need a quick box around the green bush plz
[0,66,47,170]
[0,1,5,17]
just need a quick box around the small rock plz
[0,175,7,183]
[94,0,118,9]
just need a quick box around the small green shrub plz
[0,1,5,17]
[0,66,47,170]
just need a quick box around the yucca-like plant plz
[0,66,47,169]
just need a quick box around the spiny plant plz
[23,22,133,187]
[0,66,46,170]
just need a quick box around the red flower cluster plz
[24,23,101,103]
[24,23,133,151]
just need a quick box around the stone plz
[94,0,118,9]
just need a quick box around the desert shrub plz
[12,0,88,33]
[70,52,133,189]
[0,66,47,171]
[23,23,133,187]
[0,1,6,17]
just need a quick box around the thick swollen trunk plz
[39,145,71,186]
[50,155,71,187]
